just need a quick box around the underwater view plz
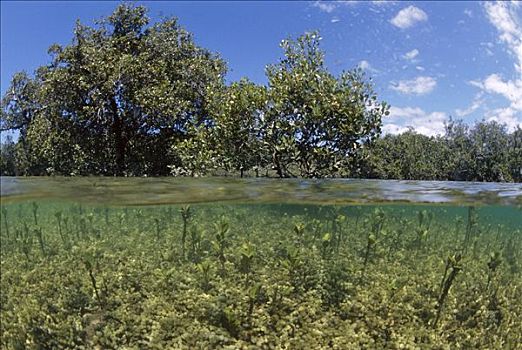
[1,178,521,349]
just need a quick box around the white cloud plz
[464,9,473,18]
[312,0,358,13]
[484,1,522,73]
[312,1,337,13]
[358,60,379,73]
[402,49,419,61]
[389,76,437,95]
[479,74,522,105]
[339,0,359,5]
[455,93,484,117]
[485,107,522,131]
[415,66,425,71]
[470,2,522,132]
[470,0,522,131]
[384,106,448,136]
[390,6,428,29]
[371,0,395,5]
[331,18,340,23]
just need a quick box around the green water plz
[1,178,521,349]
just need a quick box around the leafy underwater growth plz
[0,202,521,349]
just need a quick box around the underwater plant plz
[488,251,501,283]
[189,226,203,262]
[334,214,346,254]
[35,227,45,256]
[293,222,306,247]
[196,260,214,291]
[180,205,193,259]
[213,218,230,276]
[1,201,521,349]
[1,207,9,240]
[154,217,162,241]
[83,258,103,309]
[463,206,477,254]
[20,223,33,261]
[54,211,65,244]
[31,202,39,226]
[238,242,256,287]
[434,253,462,328]
[360,232,376,283]
[321,232,333,260]
[415,209,433,250]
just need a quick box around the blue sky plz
[1,1,521,139]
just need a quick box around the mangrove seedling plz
[83,258,103,309]
[293,222,306,247]
[180,205,192,259]
[454,216,463,239]
[189,226,203,262]
[35,228,46,256]
[321,233,333,260]
[247,283,263,322]
[335,214,346,254]
[503,236,519,274]
[31,202,39,226]
[1,207,9,240]
[104,207,110,226]
[196,260,214,291]
[415,210,432,250]
[20,223,33,261]
[239,242,256,288]
[418,210,433,230]
[55,211,66,244]
[434,253,462,328]
[154,218,162,241]
[415,228,429,250]
[281,244,300,277]
[487,251,502,291]
[374,208,386,234]
[78,217,87,240]
[213,219,230,276]
[360,233,376,283]
[463,206,477,254]
[87,212,95,234]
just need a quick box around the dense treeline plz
[3,118,520,182]
[1,4,520,182]
[356,120,522,182]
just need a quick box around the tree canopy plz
[1,4,519,182]
[2,4,226,176]
[355,121,522,183]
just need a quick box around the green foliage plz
[1,7,389,178]
[357,129,451,180]
[1,3,226,176]
[176,79,268,177]
[0,136,17,176]
[356,120,522,182]
[263,32,389,178]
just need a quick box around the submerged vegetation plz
[1,200,521,348]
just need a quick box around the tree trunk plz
[111,97,126,176]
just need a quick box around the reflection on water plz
[1,176,521,206]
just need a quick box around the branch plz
[0,123,24,132]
